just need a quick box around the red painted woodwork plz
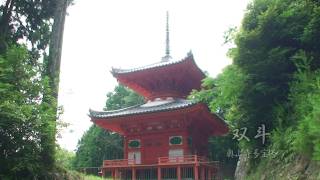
[112,55,205,101]
[92,104,228,166]
[157,167,161,180]
[92,103,228,136]
[177,166,181,180]
[92,103,228,165]
[103,155,217,167]
[132,168,136,180]
[91,52,228,179]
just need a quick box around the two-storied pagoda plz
[89,13,228,180]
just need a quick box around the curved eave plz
[89,100,198,119]
[89,101,229,136]
[111,53,200,75]
[200,104,229,135]
[212,114,229,135]
[89,100,199,134]
[110,54,205,100]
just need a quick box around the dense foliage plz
[192,0,320,175]
[286,54,320,160]
[56,146,75,170]
[0,45,56,178]
[73,125,124,169]
[233,0,320,159]
[73,85,144,169]
[104,85,145,111]
[0,0,55,55]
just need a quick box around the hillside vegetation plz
[192,0,320,178]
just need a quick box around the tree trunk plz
[48,0,68,98]
[41,0,68,170]
[0,0,14,53]
[0,0,14,34]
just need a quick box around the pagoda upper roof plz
[110,52,206,100]
[111,55,189,75]
[89,98,196,119]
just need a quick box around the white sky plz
[57,0,251,151]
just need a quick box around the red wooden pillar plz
[157,167,161,180]
[194,165,199,180]
[200,167,205,180]
[115,168,119,180]
[101,169,105,178]
[124,137,128,159]
[194,155,199,180]
[177,166,181,180]
[208,169,212,180]
[112,169,116,180]
[132,167,136,180]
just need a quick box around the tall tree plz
[0,0,70,177]
[47,0,68,98]
[41,0,69,171]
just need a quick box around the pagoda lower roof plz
[89,99,197,119]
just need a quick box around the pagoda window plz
[128,139,141,148]
[169,136,183,145]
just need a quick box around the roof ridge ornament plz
[161,11,172,62]
[187,50,193,58]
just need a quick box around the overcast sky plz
[57,0,251,151]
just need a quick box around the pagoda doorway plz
[128,151,141,164]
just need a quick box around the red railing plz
[103,155,217,167]
[158,155,208,165]
[103,159,135,167]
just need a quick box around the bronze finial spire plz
[165,11,170,57]
[162,11,172,62]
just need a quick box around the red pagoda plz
[89,12,228,180]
